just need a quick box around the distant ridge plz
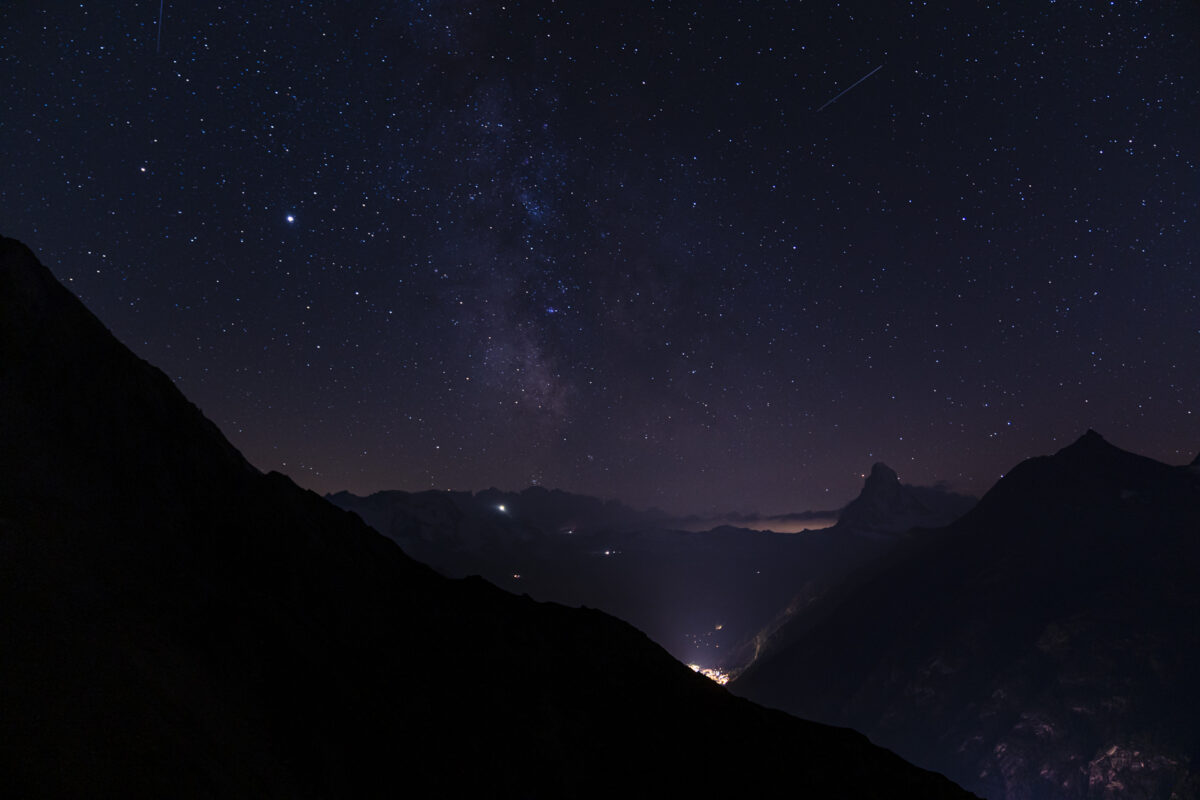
[328,483,867,672]
[733,429,1200,799]
[0,236,974,798]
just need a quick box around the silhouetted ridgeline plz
[0,235,975,798]
[734,430,1200,800]
[328,465,974,674]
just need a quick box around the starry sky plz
[2,1,1197,515]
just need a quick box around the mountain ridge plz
[327,463,976,672]
[0,235,974,797]
[732,430,1200,799]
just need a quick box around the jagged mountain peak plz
[733,435,1200,800]
[866,462,900,485]
[834,463,972,535]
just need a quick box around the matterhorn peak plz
[865,462,900,486]
[833,462,973,534]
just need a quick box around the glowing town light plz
[688,663,732,685]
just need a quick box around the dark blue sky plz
[3,1,1197,513]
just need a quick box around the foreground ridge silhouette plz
[0,236,974,798]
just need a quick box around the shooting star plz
[156,0,164,54]
[815,64,883,112]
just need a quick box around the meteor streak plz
[816,64,883,112]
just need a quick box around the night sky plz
[2,1,1197,515]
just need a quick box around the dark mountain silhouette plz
[834,462,976,534]
[329,474,975,674]
[329,486,862,673]
[729,463,976,674]
[326,485,670,567]
[732,430,1200,800]
[0,235,974,798]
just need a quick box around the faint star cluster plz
[1,1,1197,513]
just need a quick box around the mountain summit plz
[834,462,974,534]
[1040,428,1126,468]
[734,430,1200,799]
[0,235,973,797]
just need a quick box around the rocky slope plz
[0,235,974,798]
[330,485,863,670]
[330,469,974,673]
[733,431,1200,799]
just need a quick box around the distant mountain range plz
[329,468,975,673]
[0,235,975,796]
[733,430,1200,799]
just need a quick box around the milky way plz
[2,2,1197,513]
